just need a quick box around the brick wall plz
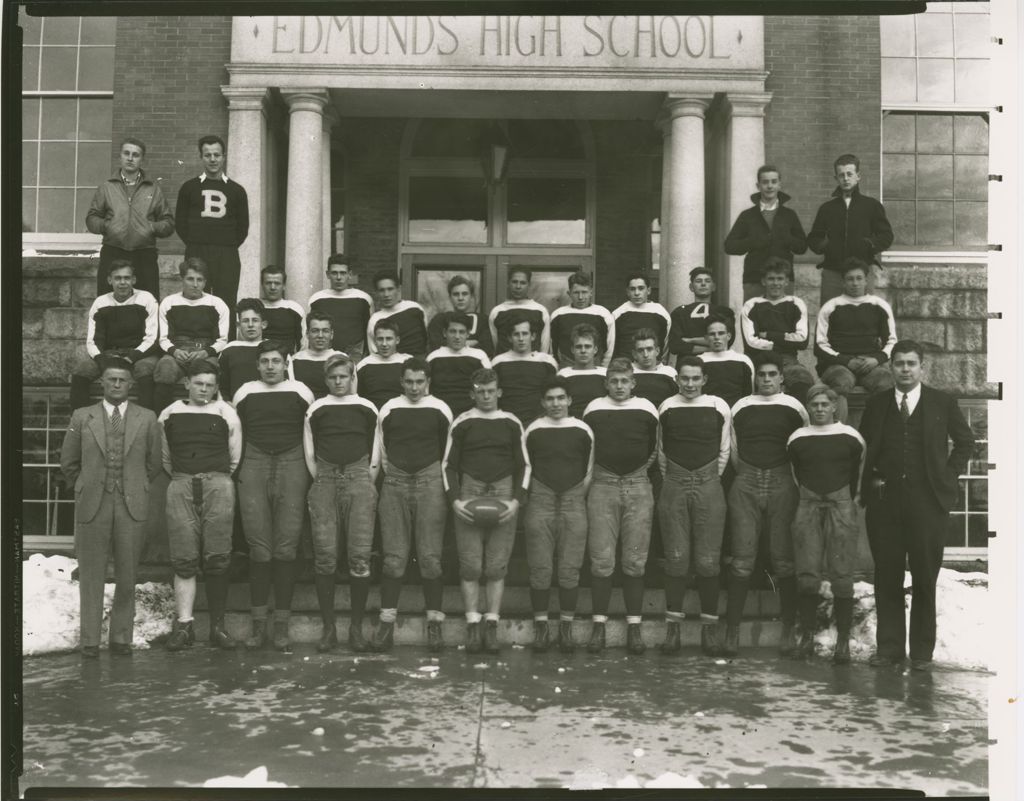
[111,17,233,256]
[592,120,660,308]
[337,119,405,289]
[764,16,882,229]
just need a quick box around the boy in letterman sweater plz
[523,378,594,654]
[218,298,266,401]
[698,317,755,409]
[611,272,672,362]
[308,256,373,359]
[489,268,551,356]
[657,356,732,657]
[787,384,866,664]
[444,368,530,655]
[668,267,736,359]
[159,360,243,651]
[426,312,492,417]
[582,358,660,655]
[289,311,346,399]
[356,319,412,409]
[303,354,381,653]
[814,257,897,422]
[233,341,315,652]
[723,356,809,658]
[631,328,678,409]
[70,259,159,410]
[492,312,559,427]
[259,266,305,354]
[367,271,429,357]
[740,257,815,404]
[549,272,614,367]
[174,135,249,338]
[558,324,608,419]
[376,357,454,653]
[426,275,495,357]
[153,257,230,415]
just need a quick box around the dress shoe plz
[626,623,646,655]
[832,638,851,665]
[532,620,550,653]
[721,625,740,657]
[348,622,370,653]
[109,642,133,657]
[910,658,934,673]
[371,621,395,652]
[586,622,606,654]
[245,618,268,650]
[465,622,482,654]
[869,652,905,668]
[317,624,339,653]
[659,621,681,655]
[80,645,100,659]
[795,631,816,660]
[558,621,575,655]
[166,620,195,652]
[272,620,291,652]
[426,621,444,653]
[700,625,723,657]
[483,620,500,654]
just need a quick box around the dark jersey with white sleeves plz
[730,393,810,469]
[658,393,732,475]
[233,379,314,453]
[524,416,594,493]
[583,396,659,475]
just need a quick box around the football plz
[464,497,509,528]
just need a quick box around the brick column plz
[282,89,330,310]
[663,96,712,311]
[722,92,772,315]
[221,86,270,303]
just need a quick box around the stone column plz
[321,109,338,265]
[663,96,711,311]
[722,92,772,315]
[221,86,270,303]
[657,115,672,290]
[282,89,330,310]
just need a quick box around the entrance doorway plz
[398,118,596,319]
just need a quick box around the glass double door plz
[403,253,592,325]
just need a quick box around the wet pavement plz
[20,646,988,794]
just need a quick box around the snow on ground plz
[203,766,290,787]
[21,554,175,655]
[21,555,989,670]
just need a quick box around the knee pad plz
[172,559,199,579]
[458,560,482,582]
[529,567,553,589]
[417,556,442,581]
[556,566,580,589]
[483,563,509,582]
[203,552,230,576]
[663,561,688,578]
[693,557,719,578]
[314,556,338,576]
[348,559,371,579]
[381,554,407,579]
[622,561,646,579]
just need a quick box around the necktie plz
[899,394,909,422]
[111,404,123,434]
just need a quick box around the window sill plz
[23,233,102,255]
[881,251,988,265]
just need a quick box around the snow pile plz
[812,569,990,671]
[203,766,290,787]
[22,554,175,655]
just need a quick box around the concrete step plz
[193,583,784,618]
[171,614,785,650]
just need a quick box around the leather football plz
[464,497,508,528]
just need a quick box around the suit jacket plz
[859,384,974,513]
[60,401,162,522]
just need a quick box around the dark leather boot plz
[558,620,575,654]
[532,620,550,653]
[483,620,500,654]
[626,623,646,655]
[371,621,395,652]
[465,621,482,654]
[244,618,268,650]
[659,621,681,655]
[166,620,195,651]
[348,621,369,653]
[316,624,338,653]
[832,596,854,665]
[427,621,444,653]
[208,616,237,650]
[721,625,740,657]
[701,624,723,657]
[587,622,606,654]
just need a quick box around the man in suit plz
[860,340,974,672]
[60,356,163,658]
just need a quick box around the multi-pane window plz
[947,401,988,550]
[22,14,116,235]
[880,5,990,250]
[882,112,988,248]
[22,390,76,542]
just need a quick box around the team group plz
[60,135,973,671]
